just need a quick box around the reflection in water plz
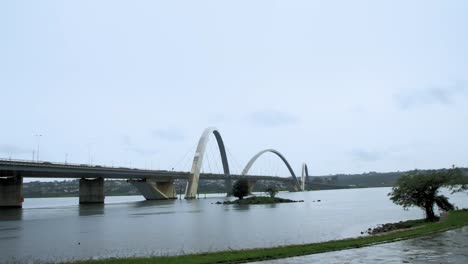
[0,208,22,221]
[130,211,176,216]
[132,199,177,208]
[230,203,278,211]
[78,204,105,217]
[232,204,251,211]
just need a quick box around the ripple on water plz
[0,227,20,232]
[0,236,18,240]
[130,209,202,217]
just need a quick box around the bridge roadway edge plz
[0,160,295,206]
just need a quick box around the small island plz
[218,196,303,205]
[217,178,304,205]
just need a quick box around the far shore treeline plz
[23,168,468,198]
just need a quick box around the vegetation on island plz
[219,196,302,205]
[66,209,468,264]
[264,186,278,198]
[232,178,249,200]
[218,181,300,204]
[388,168,467,220]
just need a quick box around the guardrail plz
[0,158,294,181]
[0,157,177,172]
[0,157,115,168]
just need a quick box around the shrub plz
[232,178,249,200]
[264,186,278,198]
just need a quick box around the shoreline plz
[66,209,468,264]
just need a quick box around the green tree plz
[264,186,278,198]
[388,168,467,220]
[232,178,249,200]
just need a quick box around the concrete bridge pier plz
[248,179,257,194]
[0,176,23,208]
[129,178,176,200]
[225,178,232,197]
[79,177,104,204]
[288,181,299,192]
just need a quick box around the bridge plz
[0,127,310,208]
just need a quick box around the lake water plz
[0,187,467,263]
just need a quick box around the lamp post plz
[87,143,92,165]
[34,134,42,162]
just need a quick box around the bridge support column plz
[225,178,232,197]
[288,181,299,192]
[0,176,23,208]
[79,178,104,204]
[248,180,257,194]
[129,179,176,200]
[185,173,199,199]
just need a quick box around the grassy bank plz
[69,209,468,264]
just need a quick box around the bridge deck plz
[0,160,293,182]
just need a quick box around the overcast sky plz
[1,0,467,178]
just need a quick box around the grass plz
[67,209,468,264]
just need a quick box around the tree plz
[264,186,278,198]
[388,168,467,220]
[232,178,249,200]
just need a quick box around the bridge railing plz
[0,158,296,181]
[0,157,114,168]
[0,157,178,172]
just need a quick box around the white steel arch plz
[241,149,301,191]
[301,163,309,191]
[185,127,230,199]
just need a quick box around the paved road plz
[249,227,468,264]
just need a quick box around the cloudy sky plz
[1,0,467,178]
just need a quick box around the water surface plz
[0,187,466,263]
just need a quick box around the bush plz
[264,186,278,198]
[388,168,467,220]
[232,178,249,200]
